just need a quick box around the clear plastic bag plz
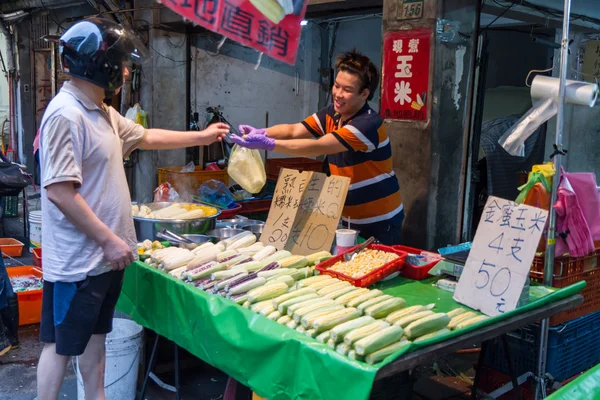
[153,182,179,202]
[125,103,148,128]
[181,161,195,173]
[197,180,237,209]
[227,145,266,194]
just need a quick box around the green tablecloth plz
[117,262,584,400]
[546,364,600,400]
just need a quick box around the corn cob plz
[296,325,307,334]
[177,209,206,219]
[354,325,404,355]
[357,295,393,315]
[364,339,411,365]
[385,304,435,324]
[346,290,384,308]
[334,288,369,305]
[242,301,251,309]
[404,313,451,340]
[454,315,489,330]
[230,293,248,305]
[288,267,314,281]
[295,275,332,288]
[187,245,224,269]
[393,310,435,328]
[293,299,337,322]
[348,350,364,362]
[336,342,351,356]
[286,320,298,329]
[278,293,320,314]
[288,297,333,318]
[267,310,282,321]
[304,278,342,291]
[261,250,292,266]
[301,305,345,328]
[316,331,330,343]
[277,315,292,325]
[257,268,291,279]
[228,277,267,295]
[323,285,358,300]
[270,275,295,287]
[448,311,478,330]
[251,299,275,314]
[447,308,467,318]
[313,308,360,333]
[306,251,333,265]
[168,266,188,279]
[414,328,451,343]
[228,233,257,250]
[278,255,309,269]
[220,231,253,249]
[343,321,390,346]
[216,250,238,262]
[237,242,264,255]
[252,245,277,262]
[317,281,351,296]
[247,281,289,303]
[305,329,317,338]
[327,338,337,349]
[191,242,219,255]
[212,267,247,281]
[271,288,316,308]
[365,297,407,319]
[329,316,375,343]
[235,261,264,272]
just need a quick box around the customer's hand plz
[201,122,230,144]
[230,133,275,151]
[102,235,135,271]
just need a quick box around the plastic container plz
[29,210,42,252]
[6,266,43,325]
[316,244,407,287]
[482,310,600,382]
[32,248,42,268]
[0,238,25,257]
[335,229,358,247]
[265,157,324,182]
[76,318,144,400]
[392,245,442,280]
[157,166,229,197]
[530,249,599,278]
[530,267,600,326]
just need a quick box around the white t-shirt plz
[39,81,146,282]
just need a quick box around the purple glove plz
[238,125,267,136]
[231,133,275,151]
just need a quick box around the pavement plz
[0,189,481,399]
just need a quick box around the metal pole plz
[536,0,571,398]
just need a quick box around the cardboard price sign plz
[162,0,307,65]
[261,168,350,255]
[453,196,549,317]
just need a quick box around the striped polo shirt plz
[301,103,403,225]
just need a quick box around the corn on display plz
[133,202,217,219]
[327,249,399,278]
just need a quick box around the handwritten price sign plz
[453,196,548,317]
[261,168,350,255]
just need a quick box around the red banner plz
[162,0,307,65]
[380,28,431,121]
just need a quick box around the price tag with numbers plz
[260,168,350,256]
[453,196,549,316]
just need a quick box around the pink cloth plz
[562,170,600,241]
[33,130,40,154]
[554,170,596,257]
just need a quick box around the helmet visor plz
[105,24,149,65]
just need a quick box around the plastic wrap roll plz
[531,75,598,107]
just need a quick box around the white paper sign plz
[453,196,549,316]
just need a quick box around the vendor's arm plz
[41,115,134,270]
[266,123,313,140]
[273,134,346,157]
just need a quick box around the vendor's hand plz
[230,133,275,151]
[102,235,135,271]
[201,122,230,144]
[238,125,267,137]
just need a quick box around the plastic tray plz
[0,238,25,257]
[6,266,43,326]
[530,267,600,326]
[315,244,407,287]
[392,245,441,280]
[265,157,324,182]
[530,249,599,279]
[32,247,42,268]
[217,203,243,220]
[482,310,600,382]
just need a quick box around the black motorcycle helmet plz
[59,18,148,94]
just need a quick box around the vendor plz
[231,50,403,245]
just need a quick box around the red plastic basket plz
[32,248,42,268]
[530,249,599,278]
[217,203,243,220]
[6,266,43,326]
[392,245,441,280]
[316,244,407,287]
[266,157,324,182]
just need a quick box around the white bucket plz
[28,210,42,253]
[76,318,144,400]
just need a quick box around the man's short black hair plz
[335,49,379,101]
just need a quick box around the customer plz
[36,18,229,400]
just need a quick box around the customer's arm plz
[46,182,134,271]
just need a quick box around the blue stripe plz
[328,144,392,168]
[345,176,400,206]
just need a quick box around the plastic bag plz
[197,180,237,209]
[125,103,148,129]
[153,182,179,202]
[498,98,557,157]
[227,144,266,194]
[181,161,195,173]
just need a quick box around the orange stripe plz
[336,127,368,152]
[343,191,402,220]
[329,159,394,184]
[377,125,387,144]
[303,115,322,136]
[325,114,336,133]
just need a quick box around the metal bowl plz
[241,224,264,240]
[206,228,245,242]
[133,202,221,242]
[178,234,213,250]
[216,219,265,229]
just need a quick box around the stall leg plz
[472,341,489,399]
[138,333,160,400]
[501,335,522,400]
[174,342,181,400]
